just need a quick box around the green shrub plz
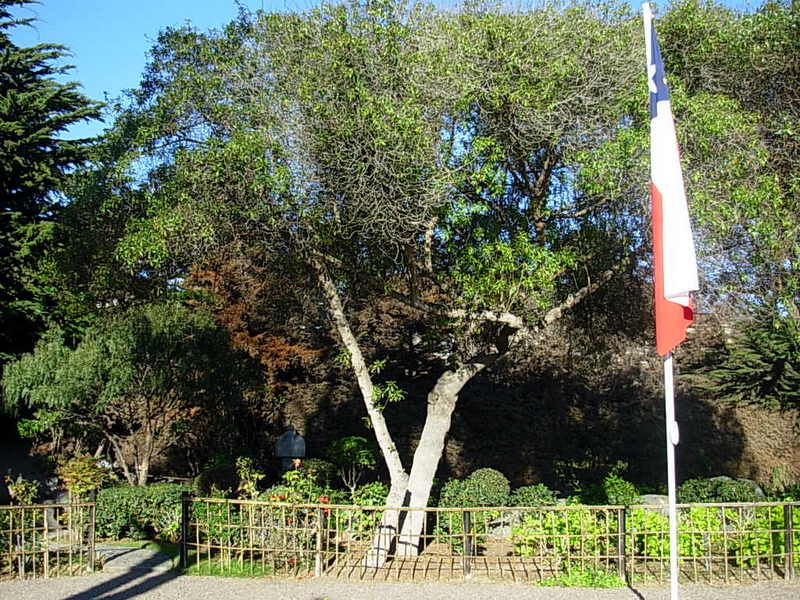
[512,507,614,563]
[57,455,109,501]
[434,469,510,553]
[510,484,557,507]
[603,474,639,506]
[464,468,510,507]
[96,483,190,541]
[235,456,265,499]
[329,482,389,541]
[325,436,378,496]
[3,474,39,505]
[437,478,467,508]
[677,477,758,503]
[352,481,388,506]
[437,468,510,508]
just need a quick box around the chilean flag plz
[644,4,699,356]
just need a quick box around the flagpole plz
[664,352,679,600]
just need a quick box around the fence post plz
[785,503,794,581]
[179,491,190,570]
[617,507,627,582]
[314,507,325,577]
[88,503,96,573]
[462,510,472,577]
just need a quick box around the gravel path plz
[1,573,799,600]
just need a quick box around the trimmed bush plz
[510,484,557,507]
[463,468,511,507]
[677,477,759,503]
[437,469,510,508]
[435,469,510,553]
[96,483,190,541]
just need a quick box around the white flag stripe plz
[644,3,699,308]
[651,107,698,307]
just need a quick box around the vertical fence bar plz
[462,510,472,577]
[180,491,189,570]
[618,507,627,582]
[88,503,96,573]
[785,503,794,581]
[315,507,323,577]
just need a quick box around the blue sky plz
[10,0,317,138]
[11,0,756,140]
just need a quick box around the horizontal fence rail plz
[181,496,799,584]
[0,502,95,581]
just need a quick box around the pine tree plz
[0,0,101,362]
[694,313,800,411]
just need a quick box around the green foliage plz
[451,234,578,314]
[300,458,337,489]
[691,314,800,411]
[435,468,510,553]
[625,504,800,568]
[512,507,613,563]
[352,481,389,506]
[602,462,639,506]
[57,455,109,500]
[625,507,670,558]
[2,301,261,484]
[677,477,759,504]
[539,567,624,588]
[0,0,102,363]
[509,484,557,507]
[464,468,511,507]
[234,457,265,500]
[438,468,510,508]
[658,1,800,315]
[96,483,190,541]
[371,380,406,411]
[278,466,328,504]
[326,436,378,496]
[3,473,38,505]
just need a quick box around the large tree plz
[0,0,101,362]
[94,0,643,558]
[66,0,794,558]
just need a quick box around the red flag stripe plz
[652,183,694,355]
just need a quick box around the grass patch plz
[183,553,276,577]
[539,568,625,588]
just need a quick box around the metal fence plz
[0,502,96,580]
[180,496,799,584]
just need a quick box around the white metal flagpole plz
[644,3,698,596]
[663,352,680,600]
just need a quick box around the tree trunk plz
[311,257,406,485]
[396,359,494,556]
[136,454,150,486]
[106,434,135,485]
[311,256,410,565]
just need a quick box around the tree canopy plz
[2,301,263,485]
[0,0,102,362]
[1,0,798,509]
